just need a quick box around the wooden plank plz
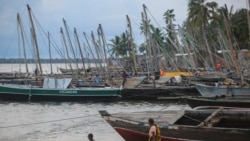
[197,107,223,127]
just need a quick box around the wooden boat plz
[114,127,191,141]
[0,77,122,101]
[186,96,250,108]
[121,86,198,100]
[58,68,84,74]
[195,71,228,82]
[99,108,250,141]
[195,83,250,97]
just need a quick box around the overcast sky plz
[0,0,247,59]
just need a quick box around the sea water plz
[0,64,190,140]
[0,101,190,141]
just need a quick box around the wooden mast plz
[60,27,73,71]
[83,32,99,70]
[97,24,109,77]
[223,13,242,84]
[91,31,103,74]
[17,13,29,73]
[126,15,137,75]
[142,4,156,88]
[48,32,53,74]
[27,4,43,77]
[74,28,87,76]
[63,19,79,75]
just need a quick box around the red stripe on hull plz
[114,127,189,141]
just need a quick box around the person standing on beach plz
[88,133,95,141]
[148,118,161,141]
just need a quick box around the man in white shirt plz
[148,118,156,141]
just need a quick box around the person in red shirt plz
[122,71,128,88]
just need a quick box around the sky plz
[0,0,247,59]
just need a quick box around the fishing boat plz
[0,77,122,101]
[186,96,250,108]
[113,127,191,141]
[58,68,84,74]
[99,107,250,141]
[195,83,250,97]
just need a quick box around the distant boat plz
[58,68,84,74]
[0,77,122,101]
[195,83,250,97]
[186,96,250,108]
[99,108,250,141]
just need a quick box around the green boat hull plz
[0,84,122,101]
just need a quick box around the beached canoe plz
[99,108,250,141]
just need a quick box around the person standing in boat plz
[148,118,161,141]
[88,133,95,141]
[122,71,128,88]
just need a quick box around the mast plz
[97,24,109,76]
[27,4,43,76]
[48,32,53,74]
[74,28,87,76]
[142,4,155,88]
[60,27,73,71]
[223,13,242,84]
[126,15,137,75]
[63,19,79,74]
[83,32,99,69]
[91,31,103,74]
[17,13,29,73]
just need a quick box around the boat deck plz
[110,110,185,125]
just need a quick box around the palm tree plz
[187,0,218,30]
[163,9,179,52]
[109,32,130,58]
[139,43,146,54]
[109,35,122,57]
[231,8,250,49]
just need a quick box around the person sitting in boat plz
[87,74,93,80]
[88,133,95,141]
[148,118,161,141]
[94,74,100,84]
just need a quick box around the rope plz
[0,114,99,129]
[183,115,203,123]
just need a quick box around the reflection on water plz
[0,100,190,141]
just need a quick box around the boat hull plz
[100,110,250,141]
[0,84,121,101]
[195,83,250,97]
[114,127,188,141]
[186,97,250,108]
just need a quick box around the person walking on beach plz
[148,118,161,141]
[88,133,95,141]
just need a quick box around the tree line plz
[109,0,249,58]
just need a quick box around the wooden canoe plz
[99,108,250,141]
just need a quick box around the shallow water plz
[0,100,190,141]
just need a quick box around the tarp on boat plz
[43,77,72,89]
